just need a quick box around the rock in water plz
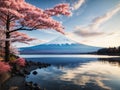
[32,71,38,75]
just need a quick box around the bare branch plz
[9,27,36,33]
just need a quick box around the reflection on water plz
[99,58,120,67]
[25,55,120,90]
[60,61,120,90]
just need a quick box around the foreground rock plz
[9,86,18,90]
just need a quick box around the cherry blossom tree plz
[0,0,71,62]
[0,30,36,56]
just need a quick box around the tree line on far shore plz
[97,46,120,55]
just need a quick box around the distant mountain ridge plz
[20,36,101,54]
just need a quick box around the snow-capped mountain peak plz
[20,36,101,54]
[46,36,77,45]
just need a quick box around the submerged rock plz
[32,71,38,75]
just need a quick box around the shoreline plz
[0,60,50,90]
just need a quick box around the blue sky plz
[17,0,120,47]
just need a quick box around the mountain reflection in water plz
[25,55,120,90]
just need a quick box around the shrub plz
[9,55,17,62]
[0,61,11,74]
[16,58,26,67]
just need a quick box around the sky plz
[17,0,120,48]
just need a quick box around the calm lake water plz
[20,54,120,90]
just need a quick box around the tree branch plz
[9,27,36,33]
[9,23,44,33]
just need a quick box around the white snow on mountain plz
[20,35,101,54]
[46,36,78,45]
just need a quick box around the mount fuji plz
[20,36,101,54]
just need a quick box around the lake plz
[20,54,120,90]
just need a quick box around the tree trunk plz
[5,32,10,62]
[5,15,10,62]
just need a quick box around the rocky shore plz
[0,60,51,90]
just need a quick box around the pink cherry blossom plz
[44,3,71,16]
[10,46,19,55]
[0,61,11,74]
[0,0,72,62]
[11,31,36,44]
[10,57,26,66]
[16,58,26,67]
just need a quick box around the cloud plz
[73,4,120,37]
[72,0,85,10]
[90,4,120,30]
[66,30,120,47]
[74,27,104,37]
